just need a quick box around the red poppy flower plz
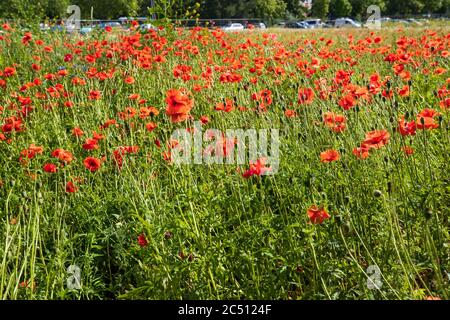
[200,115,209,124]
[22,32,32,45]
[165,89,194,123]
[298,87,315,105]
[362,130,390,149]
[43,163,58,173]
[146,122,157,132]
[353,146,370,159]
[84,157,101,172]
[398,116,416,136]
[82,138,99,150]
[284,109,297,118]
[65,181,78,193]
[338,94,356,110]
[138,233,148,247]
[89,90,101,100]
[320,149,340,163]
[440,98,450,110]
[64,54,73,62]
[124,76,135,84]
[398,85,410,97]
[402,146,414,156]
[307,205,330,224]
[52,149,74,164]
[242,158,271,178]
[416,109,440,130]
[72,127,84,137]
[323,112,346,132]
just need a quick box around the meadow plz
[0,23,449,300]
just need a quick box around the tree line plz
[0,0,448,21]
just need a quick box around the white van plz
[303,19,324,29]
[335,18,361,28]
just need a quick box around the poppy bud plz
[164,231,173,239]
[424,208,433,219]
[344,195,351,204]
[342,222,351,235]
[10,180,15,187]
[373,190,382,197]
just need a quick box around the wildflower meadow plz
[0,21,449,300]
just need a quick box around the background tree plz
[422,0,443,14]
[0,0,47,20]
[329,0,352,18]
[254,0,287,21]
[284,0,308,18]
[45,0,70,18]
[349,0,385,20]
[71,0,140,19]
[311,0,330,18]
[385,0,424,16]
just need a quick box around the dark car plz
[285,21,308,29]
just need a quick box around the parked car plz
[221,23,245,31]
[391,19,410,25]
[254,22,266,29]
[80,25,94,35]
[303,19,324,29]
[285,21,308,29]
[323,20,335,28]
[334,18,362,28]
[406,18,423,26]
[39,23,50,31]
[98,22,122,30]
[139,23,157,31]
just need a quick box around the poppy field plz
[0,23,449,300]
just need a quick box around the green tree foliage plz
[311,0,330,18]
[0,0,47,20]
[284,0,307,17]
[254,0,287,20]
[348,0,385,20]
[330,0,352,17]
[422,0,443,13]
[71,0,140,19]
[386,0,424,15]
